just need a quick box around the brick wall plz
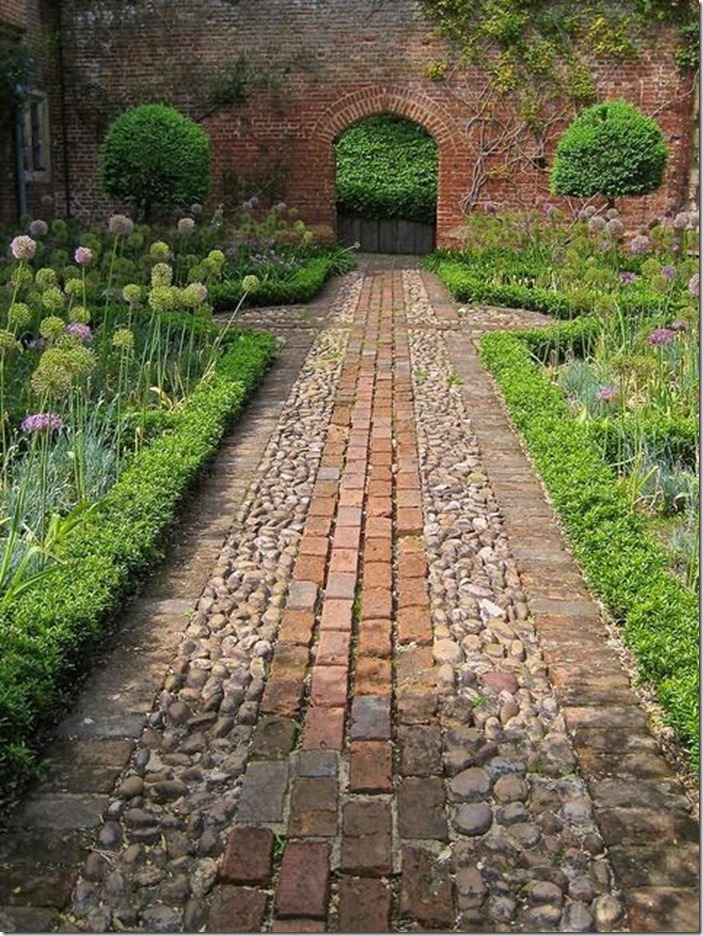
[40,0,702,240]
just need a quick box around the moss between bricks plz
[0,329,278,791]
[479,324,699,769]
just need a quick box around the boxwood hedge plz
[480,325,699,767]
[0,329,277,790]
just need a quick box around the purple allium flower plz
[587,216,606,234]
[65,322,93,343]
[10,235,37,261]
[583,205,597,219]
[273,201,288,213]
[26,337,47,351]
[108,214,134,236]
[74,246,93,266]
[671,320,687,331]
[28,219,48,238]
[484,200,498,214]
[620,271,638,285]
[688,273,699,296]
[660,265,676,281]
[596,386,616,402]
[605,218,624,237]
[647,327,677,347]
[241,196,259,211]
[629,234,651,255]
[606,208,620,220]
[21,412,64,433]
[599,239,613,252]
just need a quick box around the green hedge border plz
[0,329,278,788]
[480,324,699,767]
[211,252,355,311]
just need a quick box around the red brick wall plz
[51,0,697,241]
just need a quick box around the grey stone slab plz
[350,696,391,740]
[9,794,110,830]
[237,762,289,823]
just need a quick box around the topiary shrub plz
[100,104,211,220]
[550,99,667,205]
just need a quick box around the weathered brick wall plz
[52,0,699,240]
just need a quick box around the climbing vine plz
[420,0,698,212]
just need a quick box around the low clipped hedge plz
[211,250,356,311]
[429,259,581,318]
[0,329,277,789]
[480,326,699,767]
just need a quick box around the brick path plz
[0,263,698,933]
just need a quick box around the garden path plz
[0,261,698,934]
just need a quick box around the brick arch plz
[312,85,461,151]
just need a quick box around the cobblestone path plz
[0,264,698,933]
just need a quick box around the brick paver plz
[0,263,697,934]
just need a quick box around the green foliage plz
[210,250,356,311]
[0,38,32,107]
[100,104,211,220]
[480,327,699,766]
[550,99,667,200]
[335,115,438,223]
[0,331,277,789]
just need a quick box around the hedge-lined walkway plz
[0,262,698,933]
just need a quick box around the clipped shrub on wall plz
[335,114,438,223]
[100,104,211,220]
[550,98,667,203]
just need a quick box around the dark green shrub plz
[100,104,211,220]
[550,99,667,201]
[335,114,437,223]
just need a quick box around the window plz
[23,93,50,182]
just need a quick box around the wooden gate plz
[337,215,435,254]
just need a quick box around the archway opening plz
[334,113,438,254]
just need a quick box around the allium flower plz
[647,327,677,347]
[673,211,689,230]
[671,320,687,331]
[28,219,48,238]
[74,246,94,266]
[583,205,597,218]
[0,329,19,355]
[606,208,620,220]
[35,267,58,291]
[242,274,260,294]
[10,265,34,288]
[65,323,93,343]
[587,216,606,234]
[177,217,196,235]
[577,209,589,221]
[108,214,134,236]
[629,234,651,255]
[112,328,135,351]
[10,235,37,261]
[599,240,613,252]
[21,412,64,433]
[151,262,173,287]
[148,285,179,312]
[605,218,624,237]
[62,344,97,378]
[181,282,208,306]
[64,278,84,299]
[122,284,142,306]
[149,240,171,261]
[41,287,66,312]
[273,202,288,213]
[40,315,66,341]
[30,358,72,398]
[242,196,259,211]
[687,211,699,230]
[596,386,616,402]
[190,203,203,216]
[207,249,225,266]
[8,302,32,331]
[619,272,637,285]
[68,305,91,324]
[660,265,677,281]
[688,273,699,296]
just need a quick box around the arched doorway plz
[334,113,438,254]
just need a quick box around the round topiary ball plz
[100,104,211,220]
[550,99,667,201]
